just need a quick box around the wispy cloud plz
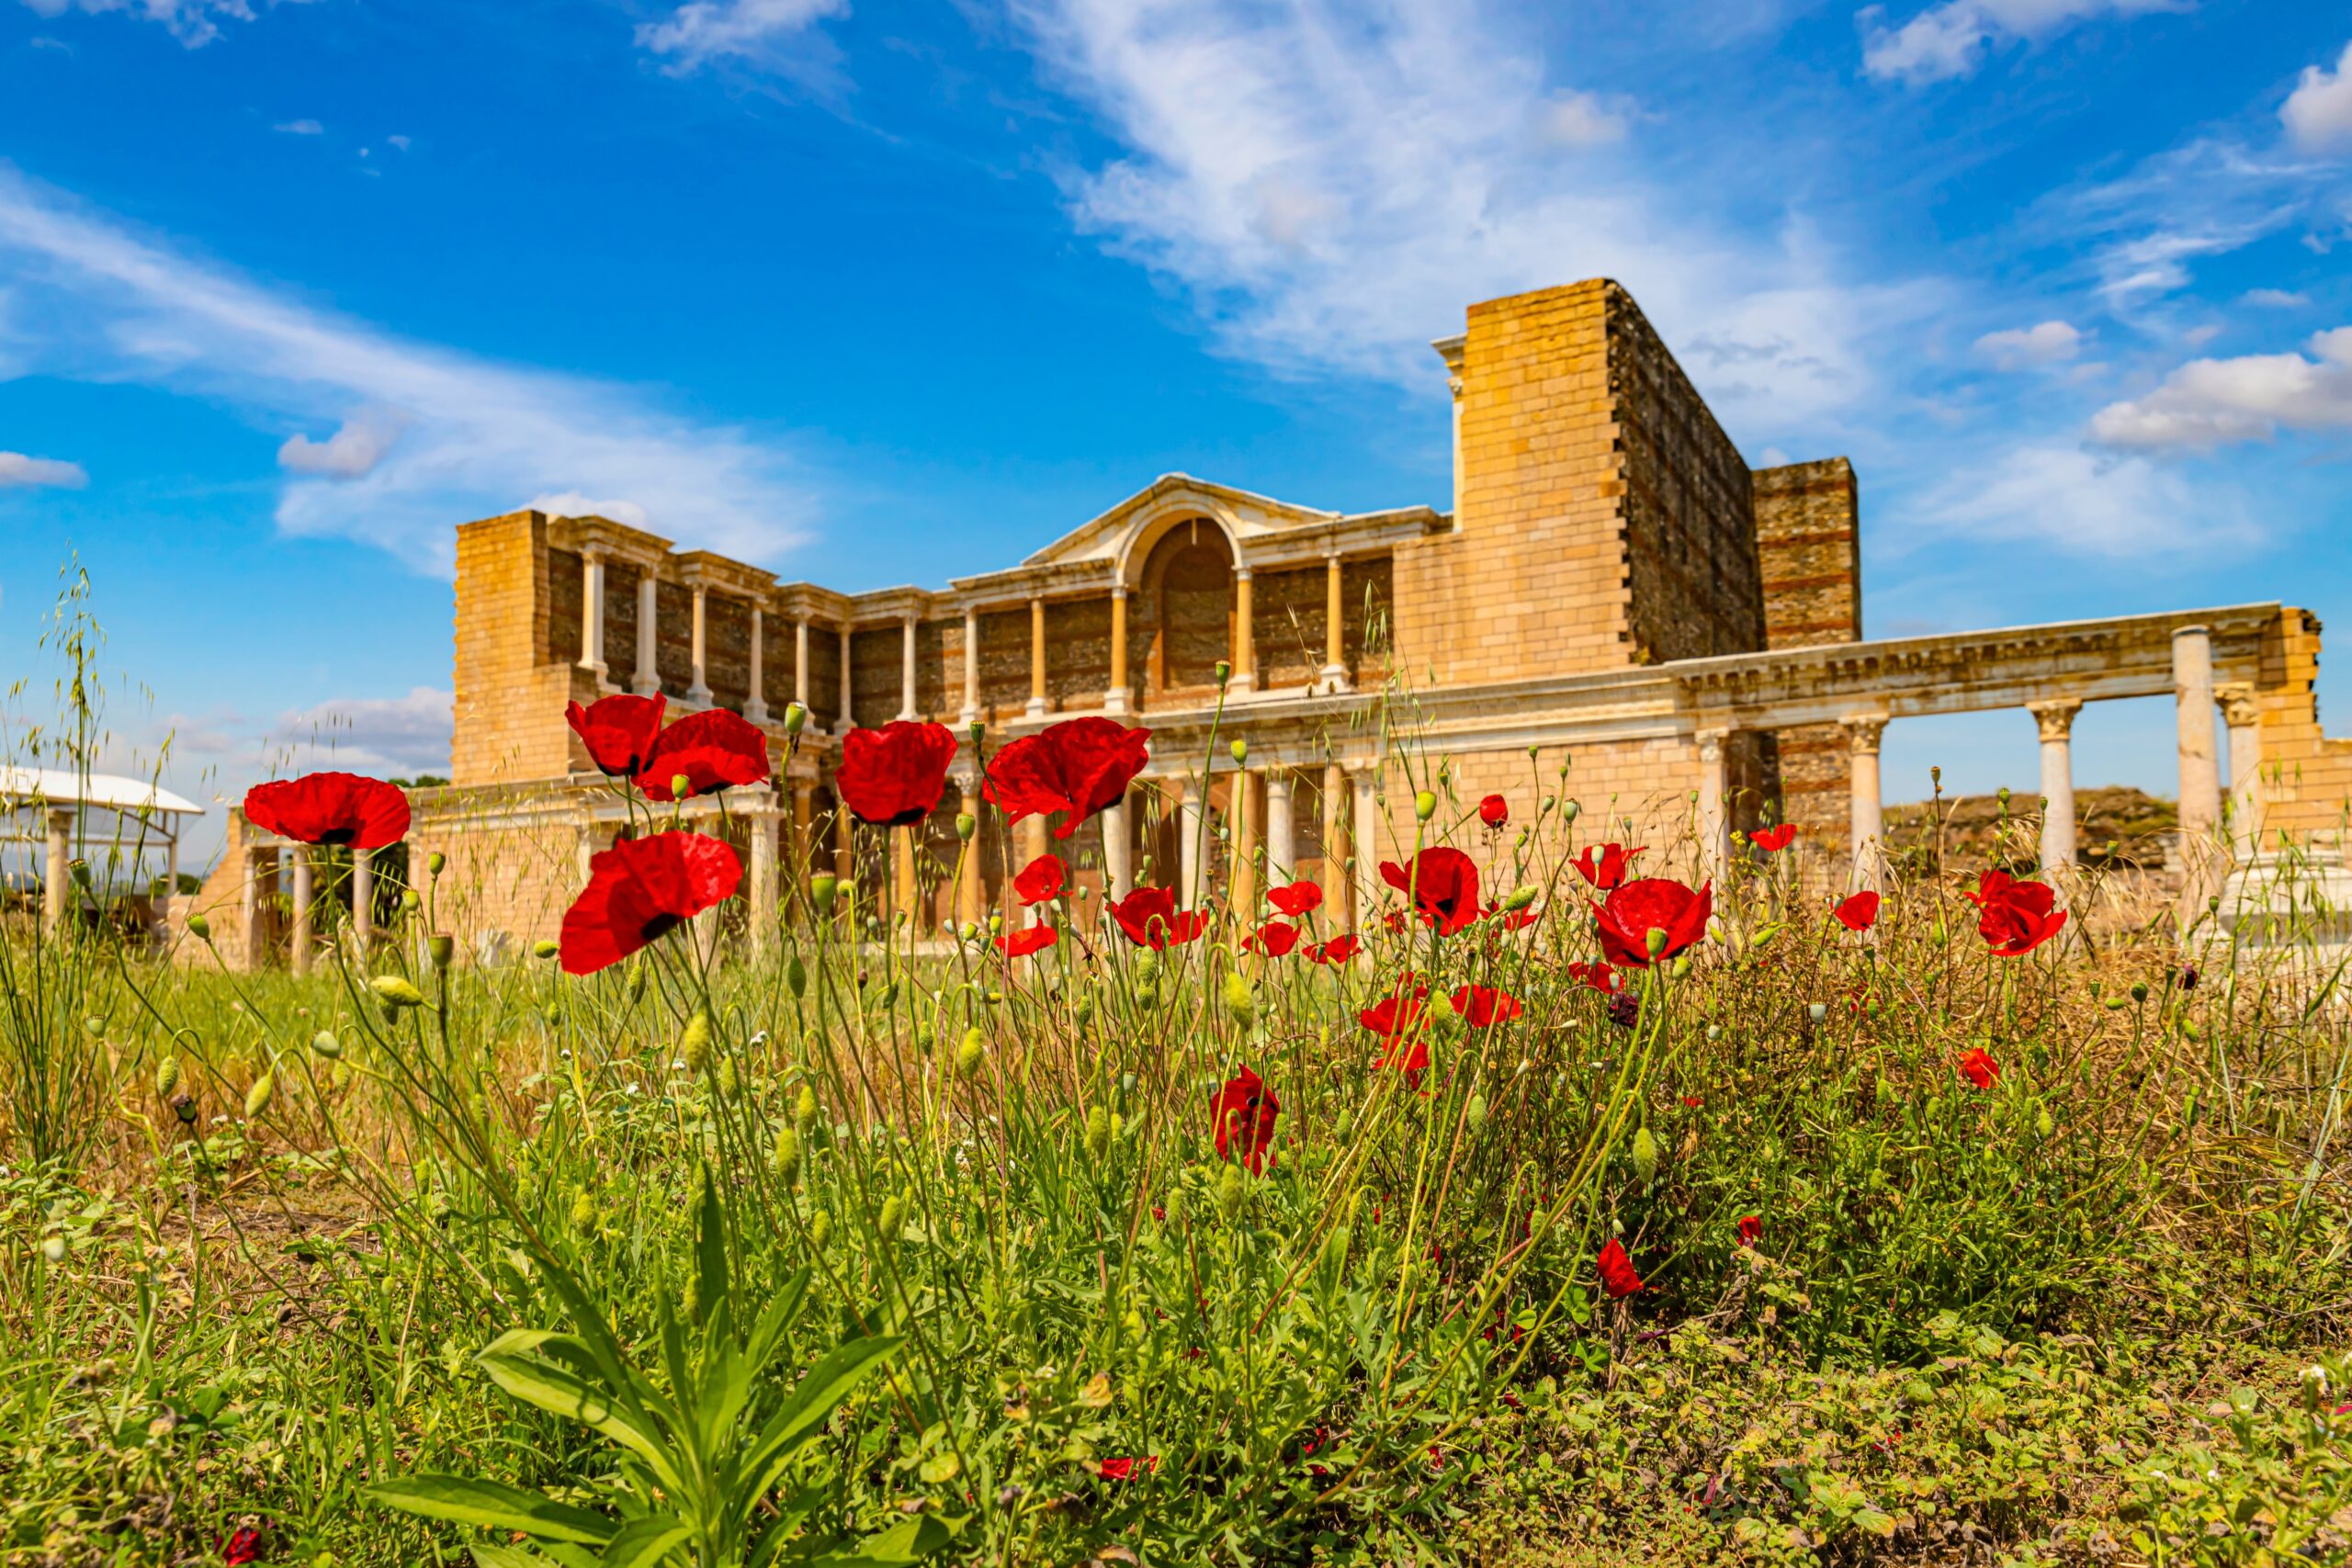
[2090,328,2352,451]
[0,168,818,575]
[18,0,314,50]
[1003,0,1940,434]
[1858,0,2178,87]
[1910,440,2237,557]
[636,0,847,84]
[1973,319,2082,368]
[272,118,323,136]
[0,450,87,489]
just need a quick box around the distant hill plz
[1883,786,2178,874]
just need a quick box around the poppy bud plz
[1215,660,1232,687]
[956,1026,986,1077]
[1503,885,1538,912]
[533,938,560,960]
[956,812,976,841]
[2036,1105,2054,1139]
[1134,950,1159,984]
[808,1211,833,1248]
[1464,1093,1487,1134]
[154,1055,181,1098]
[809,874,838,913]
[371,975,426,1009]
[311,1030,342,1059]
[427,851,446,877]
[1216,1163,1246,1224]
[681,1007,713,1074]
[40,1235,64,1266]
[1645,927,1669,958]
[2103,995,2128,1010]
[2130,981,2149,1003]
[771,1127,802,1182]
[1230,739,1248,764]
[571,1188,598,1231]
[2179,1019,2201,1043]
[429,934,455,971]
[1085,1104,1113,1163]
[171,1092,198,1124]
[988,913,1003,936]
[784,701,808,734]
[1632,1125,1659,1185]
[1429,992,1463,1038]
[1930,766,1941,788]
[1222,971,1255,1025]
[1413,790,1438,822]
[796,1084,819,1128]
[1162,1183,1185,1228]
[876,1192,907,1243]
[245,1072,274,1119]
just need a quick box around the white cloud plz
[2088,328,2352,451]
[1860,0,2177,86]
[2242,288,2310,309]
[269,685,452,778]
[273,118,322,136]
[2282,41,2352,155]
[1003,0,1939,431]
[636,0,846,73]
[277,409,406,479]
[1973,319,2081,368]
[1915,441,2229,556]
[1542,91,1628,149]
[0,450,87,489]
[527,491,650,528]
[0,170,816,575]
[17,0,312,49]
[386,134,412,152]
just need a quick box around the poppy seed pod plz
[245,1072,274,1119]
[1230,739,1248,764]
[371,975,426,1009]
[187,912,211,941]
[809,874,838,913]
[429,934,455,971]
[1215,660,1232,686]
[784,701,808,734]
[956,812,976,841]
[1413,790,1438,822]
[2130,981,2149,1003]
[427,851,446,877]
[311,1030,341,1059]
[1645,927,1669,959]
[401,888,421,912]
[171,1092,198,1124]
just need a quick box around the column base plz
[1102,689,1130,716]
[958,706,979,729]
[1315,666,1352,695]
[579,660,609,685]
[633,675,662,697]
[1228,672,1256,699]
[686,682,714,707]
[1025,697,1050,719]
[743,701,769,725]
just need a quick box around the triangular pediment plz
[1020,473,1341,569]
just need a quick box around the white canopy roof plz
[0,766,204,818]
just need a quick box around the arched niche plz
[1134,517,1237,700]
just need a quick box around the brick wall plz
[1253,565,1326,688]
[2256,606,2352,848]
[1755,457,1863,845]
[1047,598,1114,712]
[851,627,900,728]
[453,512,575,785]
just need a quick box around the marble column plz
[2029,699,2082,872]
[1231,568,1255,698]
[837,627,855,737]
[957,773,983,925]
[633,573,661,696]
[242,844,270,973]
[749,804,778,953]
[351,846,374,954]
[686,583,713,705]
[1695,729,1731,885]
[579,551,607,683]
[1229,768,1256,914]
[2174,626,2222,919]
[1263,769,1295,886]
[1177,779,1204,907]
[1351,766,1381,938]
[960,608,980,726]
[1102,795,1133,898]
[289,847,314,976]
[1105,587,1130,716]
[1321,761,1347,921]
[1319,555,1350,693]
[1842,716,1887,892]
[899,615,919,722]
[745,607,769,724]
[794,619,811,714]
[1027,598,1049,718]
[2218,683,2263,856]
[42,807,71,935]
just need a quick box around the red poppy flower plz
[221,1528,264,1566]
[1596,1237,1644,1299]
[1593,878,1713,968]
[1013,853,1067,905]
[831,719,956,826]
[1097,1456,1159,1481]
[243,772,411,849]
[1110,885,1208,949]
[1362,986,1431,1083]
[1212,1066,1280,1174]
[1567,960,1622,994]
[1379,846,1481,935]
[1747,823,1797,852]
[1957,1046,1999,1089]
[1477,794,1509,829]
[559,830,741,976]
[1834,890,1880,931]
[1976,879,2067,957]
[1681,1094,1702,1108]
[1736,1214,1762,1248]
[1306,933,1361,964]
[1573,842,1645,891]
[635,708,774,802]
[1450,983,1522,1027]
[1244,919,1300,957]
[984,716,1151,839]
[566,692,667,778]
[1268,880,1323,917]
[995,924,1057,958]
[1962,868,2018,907]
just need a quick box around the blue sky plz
[3,0,2348,863]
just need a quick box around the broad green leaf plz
[600,1516,695,1568]
[476,1346,686,1495]
[364,1474,616,1546]
[740,1336,903,1504]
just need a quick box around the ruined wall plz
[1342,557,1394,685]
[453,512,576,785]
[409,785,595,957]
[1254,566,1326,689]
[1755,457,1863,847]
[2256,606,2352,847]
[1613,289,1767,666]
